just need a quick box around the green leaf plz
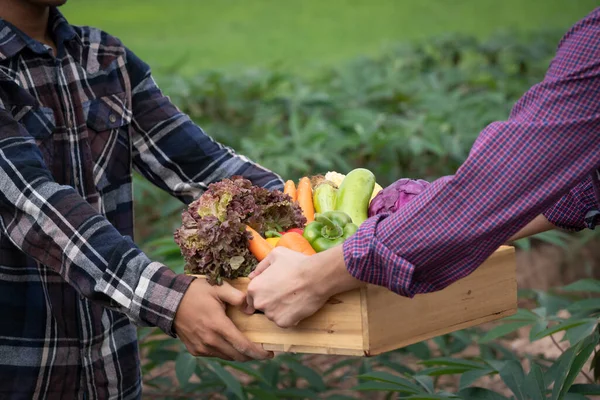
[419,357,487,369]
[261,360,280,387]
[219,360,268,384]
[479,320,532,343]
[591,350,600,382]
[550,345,580,400]
[487,360,526,400]
[504,308,542,322]
[406,341,431,359]
[531,318,596,341]
[377,359,415,376]
[529,320,549,342]
[418,366,475,376]
[535,291,572,315]
[413,375,434,393]
[562,279,600,293]
[353,381,419,393]
[244,388,278,400]
[524,362,546,400]
[563,394,590,400]
[175,352,197,386]
[272,388,319,398]
[147,349,180,364]
[358,371,422,393]
[205,359,247,400]
[555,338,597,400]
[567,298,600,313]
[323,358,359,376]
[457,387,510,400]
[279,357,326,391]
[459,368,494,390]
[564,320,598,346]
[568,384,600,395]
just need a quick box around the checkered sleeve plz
[0,105,193,337]
[125,48,284,205]
[542,175,599,231]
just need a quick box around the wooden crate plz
[193,245,517,356]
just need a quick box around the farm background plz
[64,1,600,398]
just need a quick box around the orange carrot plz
[283,180,297,202]
[275,232,316,256]
[296,177,315,223]
[246,226,272,261]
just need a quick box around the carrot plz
[275,232,316,256]
[296,177,315,223]
[283,180,297,201]
[246,226,272,261]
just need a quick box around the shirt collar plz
[0,7,81,61]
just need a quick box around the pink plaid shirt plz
[343,7,600,297]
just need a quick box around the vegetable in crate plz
[303,211,358,252]
[324,171,383,202]
[368,178,431,217]
[312,180,337,213]
[174,176,306,284]
[335,168,376,226]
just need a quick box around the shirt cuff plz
[133,263,195,337]
[542,175,599,231]
[342,214,419,298]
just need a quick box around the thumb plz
[215,282,246,307]
[248,253,274,279]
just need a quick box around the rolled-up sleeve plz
[343,8,600,297]
[543,175,599,231]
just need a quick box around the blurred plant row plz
[134,30,600,399]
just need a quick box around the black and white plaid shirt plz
[0,8,282,399]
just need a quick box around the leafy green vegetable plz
[174,176,305,283]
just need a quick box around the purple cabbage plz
[368,178,431,217]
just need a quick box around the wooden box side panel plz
[220,278,366,355]
[365,246,517,355]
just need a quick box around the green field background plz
[63,0,597,76]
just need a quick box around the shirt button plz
[108,114,117,124]
[74,176,79,186]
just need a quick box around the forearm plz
[0,116,193,335]
[506,214,556,243]
[126,49,283,203]
[343,10,600,296]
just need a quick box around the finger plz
[203,347,234,361]
[215,281,246,307]
[218,317,274,360]
[245,292,254,312]
[187,343,232,361]
[209,335,252,362]
[248,251,274,279]
[240,295,255,315]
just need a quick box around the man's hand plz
[173,279,273,362]
[247,246,363,328]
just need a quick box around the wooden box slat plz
[192,245,516,356]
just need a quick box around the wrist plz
[311,245,364,299]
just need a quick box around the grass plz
[63,0,597,77]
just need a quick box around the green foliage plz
[62,0,596,77]
[141,279,600,398]
[162,29,561,186]
[131,31,600,398]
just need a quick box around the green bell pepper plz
[302,211,358,253]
